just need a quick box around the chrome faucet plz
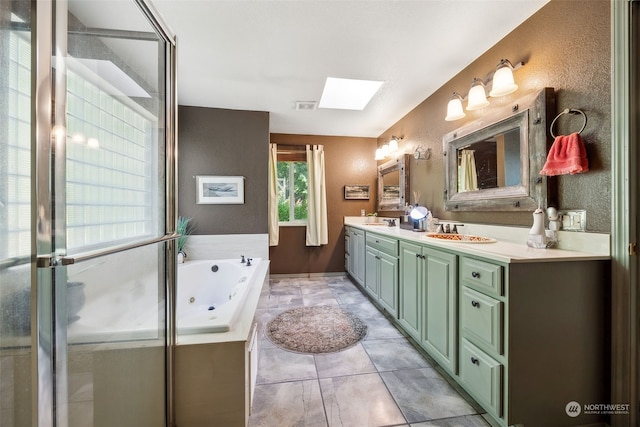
[382,219,397,227]
[246,258,253,266]
[436,223,464,234]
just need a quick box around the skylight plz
[318,77,384,111]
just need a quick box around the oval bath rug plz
[266,305,368,354]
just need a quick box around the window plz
[2,25,161,258]
[277,161,308,225]
[65,67,159,252]
[2,25,32,260]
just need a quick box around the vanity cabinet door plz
[422,248,458,374]
[377,251,398,317]
[398,241,423,341]
[345,228,352,274]
[352,229,366,286]
[345,227,366,287]
[364,245,380,299]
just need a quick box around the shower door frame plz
[611,0,639,426]
[31,1,178,425]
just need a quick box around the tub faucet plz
[241,255,246,264]
[246,258,253,267]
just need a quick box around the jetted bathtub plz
[177,258,262,334]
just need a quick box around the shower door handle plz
[36,233,180,268]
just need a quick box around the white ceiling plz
[152,0,549,137]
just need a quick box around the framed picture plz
[344,185,370,200]
[196,175,245,204]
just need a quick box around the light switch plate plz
[559,210,587,232]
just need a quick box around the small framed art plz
[344,185,370,200]
[196,175,245,204]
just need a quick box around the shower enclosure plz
[0,0,177,425]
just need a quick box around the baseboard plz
[269,272,347,279]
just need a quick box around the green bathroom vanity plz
[344,222,610,427]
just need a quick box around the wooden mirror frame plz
[443,87,556,211]
[377,154,410,211]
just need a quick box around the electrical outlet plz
[559,210,586,232]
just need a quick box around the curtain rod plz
[274,144,307,155]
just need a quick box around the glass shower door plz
[0,0,177,426]
[0,2,34,425]
[47,1,176,425]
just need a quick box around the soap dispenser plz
[545,207,560,248]
[526,208,548,248]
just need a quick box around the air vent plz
[295,101,317,111]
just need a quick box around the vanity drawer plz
[461,287,503,355]
[365,232,398,256]
[460,339,503,417]
[460,257,503,297]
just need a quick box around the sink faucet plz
[382,219,396,227]
[436,223,464,234]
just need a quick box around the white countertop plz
[345,217,610,264]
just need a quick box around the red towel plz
[540,132,589,176]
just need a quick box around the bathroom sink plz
[361,222,389,226]
[425,233,497,243]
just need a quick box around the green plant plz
[177,216,192,253]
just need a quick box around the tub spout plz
[241,255,246,264]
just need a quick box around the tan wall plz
[269,134,378,275]
[378,0,611,232]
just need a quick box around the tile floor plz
[248,276,493,427]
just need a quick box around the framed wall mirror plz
[378,154,410,211]
[443,88,555,211]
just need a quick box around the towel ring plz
[550,108,587,138]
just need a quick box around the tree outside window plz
[277,161,308,224]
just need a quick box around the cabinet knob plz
[416,253,420,258]
[471,300,480,308]
[471,271,480,278]
[471,357,480,365]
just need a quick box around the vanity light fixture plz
[489,59,519,97]
[375,136,403,161]
[466,78,490,110]
[388,137,399,152]
[445,92,466,121]
[444,58,525,121]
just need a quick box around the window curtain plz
[268,143,279,246]
[460,149,479,192]
[306,144,328,246]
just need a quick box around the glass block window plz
[3,26,160,257]
[1,28,32,260]
[65,68,158,252]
